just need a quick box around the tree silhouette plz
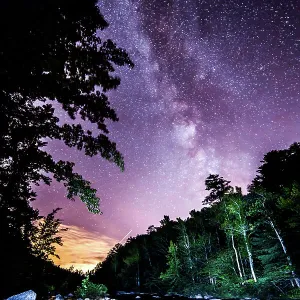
[203,174,233,205]
[249,142,300,194]
[0,0,133,214]
[0,0,133,296]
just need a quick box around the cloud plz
[52,224,117,273]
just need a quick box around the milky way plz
[33,0,300,271]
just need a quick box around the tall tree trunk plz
[242,227,257,282]
[204,241,212,285]
[269,218,300,288]
[231,255,239,277]
[238,248,246,278]
[208,234,216,285]
[183,232,195,283]
[231,234,243,281]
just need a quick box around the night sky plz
[33,0,300,272]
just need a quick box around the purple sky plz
[33,0,300,271]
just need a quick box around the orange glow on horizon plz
[52,225,117,273]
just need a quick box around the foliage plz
[30,208,68,260]
[160,241,181,288]
[75,276,108,299]
[203,174,233,205]
[0,0,133,215]
[286,287,300,299]
[92,142,300,298]
[0,0,132,297]
[250,142,300,194]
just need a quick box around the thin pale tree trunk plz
[203,240,213,285]
[238,248,246,278]
[183,233,195,282]
[231,255,239,277]
[269,218,300,288]
[231,234,244,281]
[242,227,257,282]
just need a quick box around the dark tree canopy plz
[249,142,300,194]
[203,174,233,205]
[0,0,133,213]
[0,1,133,297]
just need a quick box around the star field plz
[33,0,300,271]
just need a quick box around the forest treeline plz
[91,142,300,299]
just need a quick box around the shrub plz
[75,276,108,299]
